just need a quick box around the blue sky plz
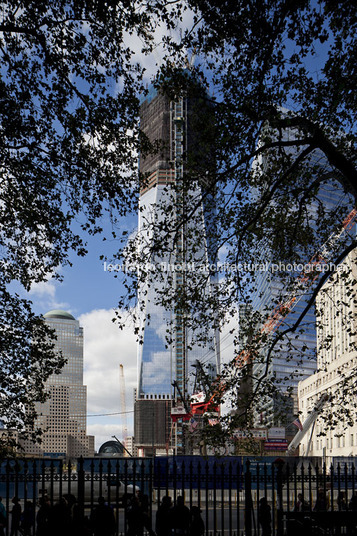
[20,7,209,451]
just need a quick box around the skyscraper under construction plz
[134,82,220,455]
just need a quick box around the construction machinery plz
[287,394,330,453]
[189,207,357,415]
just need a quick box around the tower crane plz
[119,364,128,443]
[190,207,357,416]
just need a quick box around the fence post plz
[77,456,85,521]
[276,460,284,536]
[245,460,252,536]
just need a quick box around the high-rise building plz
[27,309,94,457]
[250,128,354,428]
[135,85,220,455]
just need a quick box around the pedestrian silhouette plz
[10,497,21,536]
[170,496,190,536]
[0,497,6,536]
[313,489,328,511]
[156,495,172,536]
[36,496,51,536]
[337,492,347,510]
[189,506,204,536]
[127,495,144,536]
[258,497,271,536]
[48,496,71,536]
[294,493,309,512]
[90,496,116,536]
[21,500,35,536]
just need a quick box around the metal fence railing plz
[0,456,356,535]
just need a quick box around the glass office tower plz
[135,86,220,455]
[251,134,354,429]
[30,310,94,457]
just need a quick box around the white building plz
[125,436,138,457]
[298,249,357,457]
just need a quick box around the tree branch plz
[269,113,357,197]
[250,239,357,403]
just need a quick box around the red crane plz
[190,207,357,416]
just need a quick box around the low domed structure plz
[98,441,124,456]
[43,309,76,320]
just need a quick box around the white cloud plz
[116,4,197,90]
[28,279,70,313]
[79,308,137,450]
[29,280,57,299]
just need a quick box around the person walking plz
[156,495,172,536]
[294,493,309,512]
[126,495,145,536]
[258,497,271,536]
[36,496,51,536]
[10,497,21,536]
[21,501,35,536]
[0,497,6,536]
[170,496,190,536]
[136,490,155,536]
[90,496,116,536]
[48,496,71,536]
[189,506,204,536]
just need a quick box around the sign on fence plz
[264,439,289,450]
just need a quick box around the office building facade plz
[135,85,220,454]
[250,126,354,428]
[28,310,94,457]
[298,249,357,458]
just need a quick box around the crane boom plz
[260,207,357,336]
[171,381,191,422]
[191,207,357,414]
[287,394,329,453]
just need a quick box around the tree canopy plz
[1,0,357,451]
[118,0,357,449]
[0,0,167,448]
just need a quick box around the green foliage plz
[1,0,357,450]
[0,0,166,443]
[118,0,357,446]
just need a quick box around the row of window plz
[314,432,357,451]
